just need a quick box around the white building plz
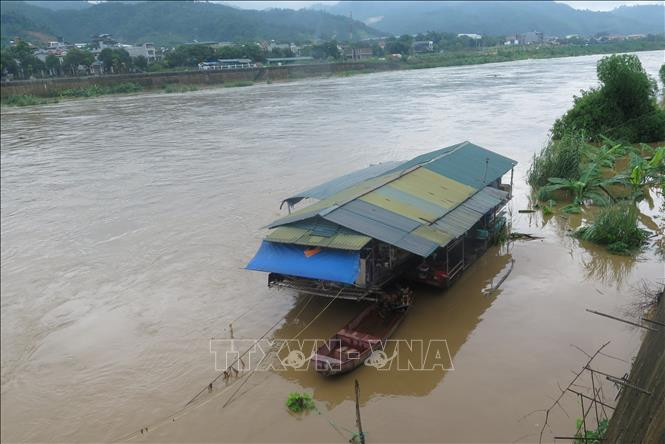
[457,33,482,40]
[123,43,157,63]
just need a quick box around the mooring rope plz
[292,288,343,340]
[222,289,343,409]
[113,289,344,442]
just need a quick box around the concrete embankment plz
[605,288,665,442]
[0,61,401,98]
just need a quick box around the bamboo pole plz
[585,309,658,331]
[354,379,365,444]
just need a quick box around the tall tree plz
[63,47,94,75]
[45,54,61,76]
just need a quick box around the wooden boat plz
[311,300,409,376]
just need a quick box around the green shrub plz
[575,204,648,254]
[574,418,608,444]
[285,392,315,413]
[59,82,143,98]
[107,82,143,94]
[528,131,585,187]
[552,54,664,143]
[1,95,49,106]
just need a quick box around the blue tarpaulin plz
[246,241,359,284]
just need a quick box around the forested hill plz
[318,1,665,37]
[0,1,384,46]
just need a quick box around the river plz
[1,51,663,443]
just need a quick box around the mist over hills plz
[1,1,382,46]
[2,0,663,48]
[317,1,665,36]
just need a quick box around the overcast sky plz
[221,1,664,12]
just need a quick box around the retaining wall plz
[0,62,402,98]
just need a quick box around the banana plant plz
[538,161,620,211]
[585,137,628,169]
[616,146,665,199]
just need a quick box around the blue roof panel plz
[246,241,360,284]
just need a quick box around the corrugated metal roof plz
[267,171,403,228]
[264,142,516,257]
[266,218,371,250]
[432,186,509,239]
[281,161,402,207]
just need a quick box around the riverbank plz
[2,41,663,106]
[605,287,664,442]
[2,51,663,443]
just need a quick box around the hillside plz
[318,1,665,36]
[0,1,383,46]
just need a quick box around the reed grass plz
[527,131,585,187]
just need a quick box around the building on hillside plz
[457,33,482,40]
[124,43,157,62]
[504,32,542,45]
[504,35,519,45]
[90,34,118,50]
[47,41,67,50]
[626,34,646,40]
[412,40,434,53]
[522,31,544,45]
[212,41,235,48]
[342,46,373,60]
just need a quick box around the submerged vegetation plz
[529,55,665,254]
[575,204,649,254]
[285,392,315,413]
[528,131,585,188]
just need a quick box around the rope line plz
[113,289,344,441]
[292,289,343,340]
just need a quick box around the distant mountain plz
[317,1,665,36]
[1,1,383,46]
[24,1,95,11]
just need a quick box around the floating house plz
[247,142,517,301]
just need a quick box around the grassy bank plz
[2,41,663,107]
[1,82,146,106]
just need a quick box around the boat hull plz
[311,303,409,376]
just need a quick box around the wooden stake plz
[354,379,365,444]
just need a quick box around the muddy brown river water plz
[1,51,664,443]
